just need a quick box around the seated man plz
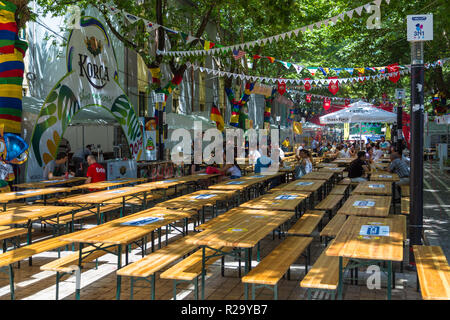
[43,152,73,180]
[85,155,106,184]
[388,151,410,199]
[347,151,369,182]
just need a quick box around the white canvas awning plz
[319,101,397,124]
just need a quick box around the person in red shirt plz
[85,155,106,184]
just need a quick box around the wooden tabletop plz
[319,167,346,173]
[69,178,147,191]
[332,158,354,165]
[59,186,147,205]
[370,173,400,182]
[279,179,326,193]
[208,177,262,191]
[0,205,79,226]
[61,207,196,245]
[326,215,404,261]
[301,172,334,181]
[14,177,87,189]
[0,188,68,204]
[155,189,237,211]
[337,195,392,217]
[184,208,294,248]
[352,181,392,196]
[238,191,310,211]
[315,163,339,168]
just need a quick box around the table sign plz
[106,190,128,194]
[121,216,163,226]
[359,225,390,237]
[159,179,177,183]
[251,175,265,178]
[192,194,217,200]
[368,184,385,188]
[227,228,248,232]
[275,195,298,200]
[226,181,244,185]
[295,182,314,186]
[377,175,392,178]
[196,173,208,176]
[353,200,375,208]
[15,190,40,195]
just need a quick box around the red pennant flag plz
[304,78,311,92]
[328,77,339,95]
[306,94,311,103]
[387,63,400,83]
[267,56,275,63]
[278,80,286,96]
[323,98,331,110]
[344,99,350,106]
[253,55,261,60]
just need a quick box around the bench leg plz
[274,284,278,300]
[251,284,255,300]
[221,256,225,277]
[151,274,156,300]
[194,276,199,300]
[337,257,343,300]
[387,261,392,300]
[173,280,177,300]
[116,245,122,300]
[9,264,14,300]
[307,289,311,300]
[244,283,248,300]
[130,277,134,300]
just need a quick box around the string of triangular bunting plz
[103,1,390,57]
[185,58,447,87]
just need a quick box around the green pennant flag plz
[180,32,189,43]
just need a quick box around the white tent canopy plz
[319,100,397,125]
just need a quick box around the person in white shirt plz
[379,136,391,151]
[372,143,384,161]
[296,143,306,157]
[295,149,313,178]
[338,145,350,158]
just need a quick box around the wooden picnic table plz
[332,158,354,166]
[318,167,345,173]
[208,174,278,200]
[61,207,198,299]
[0,205,79,265]
[0,188,69,210]
[337,195,392,217]
[352,181,393,196]
[68,178,147,192]
[326,215,404,299]
[370,173,400,182]
[184,207,295,299]
[13,177,87,189]
[238,190,309,215]
[155,189,238,222]
[59,186,155,224]
[301,172,334,181]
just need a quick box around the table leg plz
[338,256,343,300]
[116,245,122,300]
[387,261,392,300]
[27,220,32,266]
[201,246,206,300]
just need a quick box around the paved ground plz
[0,162,448,301]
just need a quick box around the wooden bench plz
[314,194,344,219]
[286,210,325,237]
[0,235,70,299]
[242,236,312,300]
[329,185,349,197]
[300,241,349,299]
[1,227,28,253]
[160,245,231,300]
[337,178,359,190]
[41,243,110,300]
[413,245,450,300]
[116,236,199,300]
[401,197,410,215]
[319,214,347,245]
[35,197,60,204]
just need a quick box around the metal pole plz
[397,100,403,153]
[409,41,424,264]
[158,101,164,161]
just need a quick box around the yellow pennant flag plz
[293,121,302,134]
[344,123,349,140]
[385,124,391,141]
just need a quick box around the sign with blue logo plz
[275,195,298,200]
[359,225,390,237]
[192,194,217,200]
[407,14,433,41]
[353,200,375,208]
[368,184,385,188]
[121,216,163,226]
[295,181,313,186]
[227,181,244,185]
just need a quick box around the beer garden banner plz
[26,17,143,181]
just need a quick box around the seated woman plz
[295,149,313,179]
[224,159,242,179]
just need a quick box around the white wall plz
[64,125,116,153]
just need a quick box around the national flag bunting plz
[232,49,246,60]
[210,104,224,132]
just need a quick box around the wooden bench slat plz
[0,236,70,267]
[0,227,28,241]
[413,245,450,300]
[315,194,343,211]
[40,243,109,273]
[329,185,349,195]
[320,214,347,238]
[43,204,122,225]
[160,246,230,281]
[300,241,349,290]
[287,210,325,236]
[242,236,312,286]
[401,197,410,215]
[117,236,198,278]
